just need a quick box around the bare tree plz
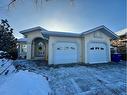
[8,0,75,8]
[0,0,75,10]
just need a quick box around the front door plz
[34,38,46,58]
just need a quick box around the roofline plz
[42,31,81,38]
[82,25,119,39]
[19,25,118,39]
[17,38,31,43]
[101,25,119,39]
[19,26,47,34]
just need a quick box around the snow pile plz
[0,51,7,58]
[0,70,51,95]
[0,58,15,75]
[0,51,6,53]
[17,38,30,42]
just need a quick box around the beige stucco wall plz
[25,31,44,41]
[83,31,111,63]
[20,30,111,64]
[48,36,82,64]
[48,31,111,64]
[23,30,46,59]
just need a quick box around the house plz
[17,25,118,64]
[111,28,127,60]
[112,28,127,50]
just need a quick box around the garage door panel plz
[54,42,78,64]
[88,42,108,64]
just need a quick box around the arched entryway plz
[32,37,48,60]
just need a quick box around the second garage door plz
[53,42,78,64]
[87,42,108,64]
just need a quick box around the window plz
[65,47,69,50]
[22,44,27,52]
[90,47,94,50]
[57,47,60,50]
[95,47,99,50]
[101,48,104,50]
[70,47,75,50]
[57,47,62,50]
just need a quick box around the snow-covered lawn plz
[0,71,51,95]
[0,59,51,95]
[13,60,126,95]
[0,58,15,75]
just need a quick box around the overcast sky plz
[0,0,126,38]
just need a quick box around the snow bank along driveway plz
[0,58,15,75]
[14,60,126,95]
[0,59,51,95]
[0,71,51,95]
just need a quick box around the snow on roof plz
[42,31,81,37]
[0,51,8,53]
[20,26,47,34]
[0,70,51,95]
[115,28,127,36]
[81,25,118,39]
[17,38,30,42]
[0,51,4,53]
[19,25,118,39]
[19,26,81,37]
[44,25,118,39]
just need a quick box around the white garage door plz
[88,42,108,64]
[54,42,78,64]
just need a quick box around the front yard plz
[14,60,126,95]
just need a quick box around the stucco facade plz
[18,26,118,64]
[83,31,111,63]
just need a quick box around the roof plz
[19,25,118,39]
[42,31,81,38]
[115,28,127,36]
[20,26,47,34]
[81,25,118,39]
[20,26,80,37]
[17,38,30,42]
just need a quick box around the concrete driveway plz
[47,63,126,95]
[14,60,126,95]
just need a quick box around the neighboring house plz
[111,28,127,60]
[17,25,118,64]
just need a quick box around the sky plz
[0,0,126,38]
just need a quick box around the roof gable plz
[81,25,118,39]
[20,26,47,34]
